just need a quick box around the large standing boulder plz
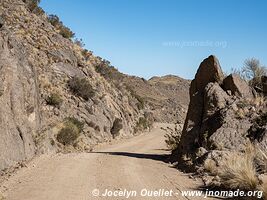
[223,74,254,99]
[176,55,225,161]
[173,55,264,172]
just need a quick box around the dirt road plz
[0,123,210,200]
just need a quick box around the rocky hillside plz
[95,63,190,123]
[0,0,185,171]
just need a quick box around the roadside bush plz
[164,125,182,150]
[110,118,123,137]
[134,115,153,133]
[68,77,95,100]
[46,93,62,108]
[57,118,83,145]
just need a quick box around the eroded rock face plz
[174,55,266,170]
[0,28,37,169]
[177,55,225,159]
[223,74,254,99]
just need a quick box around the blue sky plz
[40,0,267,80]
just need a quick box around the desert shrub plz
[74,38,85,48]
[0,193,5,200]
[57,118,83,145]
[48,14,75,39]
[65,117,84,133]
[254,144,267,174]
[259,180,267,200]
[232,58,267,91]
[164,127,181,150]
[68,77,95,100]
[95,60,124,82]
[47,14,60,27]
[204,159,218,175]
[23,0,44,15]
[134,115,153,133]
[217,152,259,190]
[110,118,123,137]
[57,122,80,145]
[81,49,93,61]
[243,58,267,89]
[46,93,62,108]
[60,27,75,39]
[248,111,267,143]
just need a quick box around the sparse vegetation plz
[218,152,259,190]
[164,124,182,150]
[259,180,267,200]
[46,93,62,108]
[74,38,85,48]
[232,58,267,91]
[57,118,84,145]
[248,111,267,143]
[48,14,75,39]
[68,76,95,100]
[95,60,122,81]
[65,117,84,133]
[81,49,93,61]
[126,86,145,110]
[204,159,217,175]
[134,114,153,133]
[23,0,44,15]
[110,118,123,137]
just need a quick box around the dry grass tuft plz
[257,177,267,200]
[250,95,266,107]
[255,144,267,174]
[0,193,5,200]
[204,159,217,175]
[218,151,259,190]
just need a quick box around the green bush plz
[68,77,95,100]
[23,0,44,15]
[48,14,75,39]
[57,122,80,145]
[82,49,93,61]
[74,38,85,48]
[57,118,84,145]
[46,93,62,108]
[134,113,153,133]
[60,27,75,39]
[111,118,123,137]
[65,117,84,133]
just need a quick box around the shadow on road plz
[92,152,169,162]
